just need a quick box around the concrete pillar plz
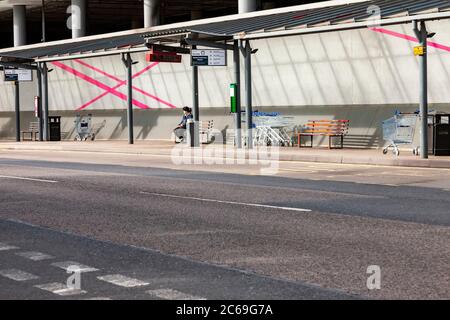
[239,0,257,14]
[71,0,86,38]
[144,0,160,28]
[13,5,27,46]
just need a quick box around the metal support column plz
[15,81,20,142]
[37,67,44,141]
[122,53,134,145]
[233,40,242,149]
[244,40,253,149]
[414,21,430,159]
[41,62,49,141]
[191,45,200,147]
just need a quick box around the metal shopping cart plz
[74,114,106,141]
[382,113,418,156]
[252,112,295,147]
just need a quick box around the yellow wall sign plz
[414,46,426,56]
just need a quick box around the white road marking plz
[85,297,112,300]
[140,192,312,213]
[35,282,86,296]
[0,269,39,281]
[0,243,19,251]
[97,274,149,288]
[51,261,98,273]
[146,289,206,300]
[0,175,58,183]
[16,251,54,261]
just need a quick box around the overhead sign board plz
[3,67,33,82]
[146,51,182,63]
[191,49,227,67]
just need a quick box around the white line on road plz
[0,175,58,183]
[146,289,206,300]
[97,274,149,288]
[0,243,19,251]
[0,269,39,281]
[51,261,99,273]
[140,192,312,213]
[35,282,86,296]
[16,251,54,261]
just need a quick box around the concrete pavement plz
[1,140,450,169]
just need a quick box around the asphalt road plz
[0,154,449,299]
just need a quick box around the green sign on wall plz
[230,83,237,113]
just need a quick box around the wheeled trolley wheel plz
[383,148,388,155]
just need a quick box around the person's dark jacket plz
[179,114,193,129]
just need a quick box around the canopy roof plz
[1,0,450,63]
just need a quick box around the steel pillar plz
[122,53,134,145]
[234,40,242,149]
[414,21,430,159]
[37,67,44,141]
[244,41,253,149]
[14,81,20,142]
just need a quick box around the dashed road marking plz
[16,251,54,261]
[51,261,99,273]
[146,289,206,300]
[35,282,86,296]
[97,274,149,288]
[0,175,58,183]
[140,192,312,213]
[0,269,39,281]
[0,243,19,251]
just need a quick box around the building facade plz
[1,1,449,147]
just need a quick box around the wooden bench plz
[298,120,349,149]
[21,122,40,141]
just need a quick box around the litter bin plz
[48,116,61,141]
[434,114,450,156]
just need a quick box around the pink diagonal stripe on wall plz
[51,61,151,109]
[370,27,450,53]
[74,59,177,110]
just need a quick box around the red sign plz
[146,51,182,63]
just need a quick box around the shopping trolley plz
[382,113,418,156]
[251,112,295,147]
[74,114,105,141]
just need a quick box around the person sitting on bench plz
[173,106,193,143]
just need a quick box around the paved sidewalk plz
[1,140,450,169]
